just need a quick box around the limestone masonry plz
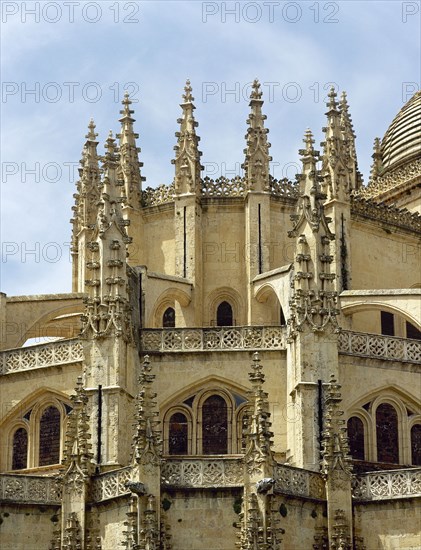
[0,82,420,549]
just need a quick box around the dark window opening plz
[39,406,61,466]
[376,403,399,463]
[406,321,421,340]
[12,428,28,470]
[217,301,233,327]
[347,417,365,460]
[411,424,421,466]
[202,395,228,454]
[169,412,188,455]
[381,311,394,336]
[280,306,286,326]
[163,307,175,328]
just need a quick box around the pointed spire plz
[369,137,383,181]
[117,92,145,208]
[292,128,326,230]
[172,80,203,195]
[288,129,339,335]
[339,91,363,190]
[242,78,272,192]
[132,355,162,466]
[81,131,133,340]
[62,376,94,476]
[244,352,274,475]
[70,119,101,274]
[320,86,348,201]
[320,374,352,477]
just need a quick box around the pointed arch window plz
[202,395,228,454]
[217,301,233,327]
[12,428,28,470]
[163,307,175,328]
[376,403,399,463]
[169,412,188,455]
[39,406,61,466]
[347,417,365,460]
[411,424,421,466]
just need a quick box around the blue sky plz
[1,0,420,296]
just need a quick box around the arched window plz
[39,406,61,466]
[12,428,28,470]
[202,395,228,454]
[163,307,175,328]
[347,417,365,460]
[217,302,233,327]
[411,424,421,466]
[169,412,188,455]
[376,403,399,463]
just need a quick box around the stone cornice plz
[350,196,421,234]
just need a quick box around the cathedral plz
[0,81,420,550]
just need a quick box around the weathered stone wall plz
[350,222,421,290]
[0,504,59,550]
[93,499,130,550]
[162,488,241,550]
[354,499,421,549]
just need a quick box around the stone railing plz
[0,474,62,504]
[142,183,175,207]
[338,330,421,363]
[0,338,84,375]
[90,466,132,503]
[141,326,286,352]
[269,176,298,199]
[352,468,421,501]
[202,176,246,197]
[273,464,326,500]
[162,458,243,488]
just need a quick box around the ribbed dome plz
[381,90,421,174]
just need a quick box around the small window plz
[39,406,61,466]
[217,301,233,327]
[381,311,394,336]
[347,417,365,460]
[169,412,188,455]
[376,403,399,463]
[411,424,421,466]
[12,428,28,470]
[202,395,228,454]
[163,307,175,328]
[406,322,421,340]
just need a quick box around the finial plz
[120,91,135,119]
[303,128,316,154]
[339,91,348,110]
[182,79,194,103]
[326,85,338,110]
[104,130,118,160]
[250,78,262,100]
[86,118,98,141]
